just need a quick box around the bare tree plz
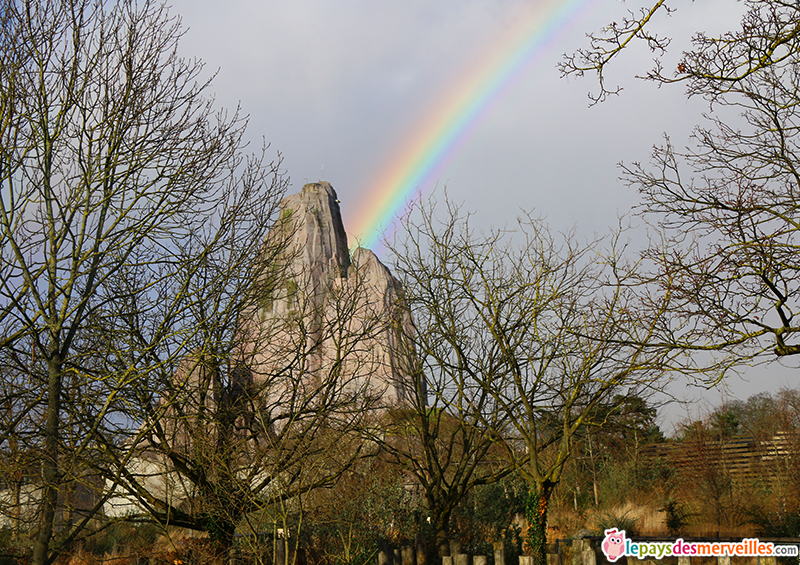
[562,1,800,378]
[81,186,288,553]
[391,198,668,565]
[559,0,673,105]
[99,187,410,557]
[372,364,512,558]
[0,1,286,562]
[560,1,800,104]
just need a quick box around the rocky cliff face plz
[276,181,351,285]
[237,182,414,411]
[103,182,415,519]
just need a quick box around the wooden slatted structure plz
[641,432,796,481]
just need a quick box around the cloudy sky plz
[166,0,796,429]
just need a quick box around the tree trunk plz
[435,511,452,557]
[12,479,21,542]
[205,510,238,558]
[32,357,63,565]
[525,481,555,565]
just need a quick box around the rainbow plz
[349,0,599,251]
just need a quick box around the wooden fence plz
[375,538,800,565]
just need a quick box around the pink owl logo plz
[601,528,627,562]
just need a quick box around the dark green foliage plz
[710,409,740,441]
[661,500,693,535]
[501,524,524,565]
[752,510,800,538]
[525,488,547,561]
[462,476,526,541]
[450,475,526,557]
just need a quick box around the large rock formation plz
[103,182,416,519]
[237,181,414,410]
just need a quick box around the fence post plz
[519,556,534,565]
[571,541,584,565]
[454,554,470,565]
[416,533,427,565]
[275,538,286,565]
[581,541,596,565]
[494,542,505,565]
[403,546,416,565]
[378,540,391,565]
